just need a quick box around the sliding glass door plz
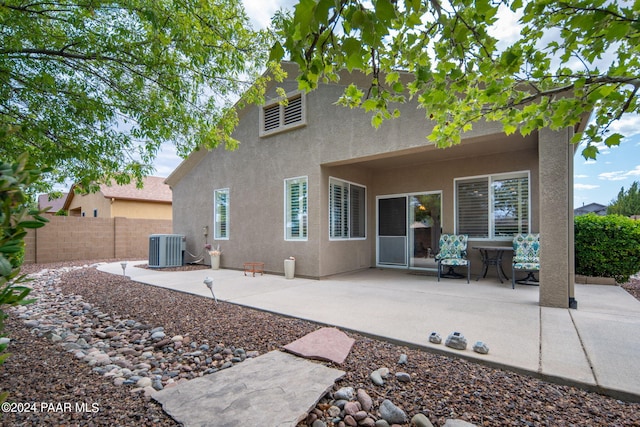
[377,192,441,271]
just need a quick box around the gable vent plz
[260,91,307,137]
[283,95,303,125]
[263,103,280,132]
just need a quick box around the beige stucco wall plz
[171,65,549,281]
[538,127,575,308]
[111,200,172,220]
[66,192,171,220]
[67,191,111,217]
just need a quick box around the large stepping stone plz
[153,350,345,427]
[284,327,355,364]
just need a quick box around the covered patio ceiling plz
[322,131,539,171]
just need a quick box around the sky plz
[151,0,640,208]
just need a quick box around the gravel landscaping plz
[1,261,639,426]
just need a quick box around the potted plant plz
[284,256,295,279]
[208,244,222,270]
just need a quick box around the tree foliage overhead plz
[0,0,273,191]
[271,0,640,158]
[608,181,640,216]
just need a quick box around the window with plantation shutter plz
[285,177,308,240]
[493,175,529,237]
[455,172,530,239]
[456,178,489,238]
[214,188,229,240]
[260,92,306,136]
[329,177,366,240]
[350,184,366,238]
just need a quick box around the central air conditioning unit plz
[149,234,186,268]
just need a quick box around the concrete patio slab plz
[540,307,595,385]
[98,262,640,402]
[284,327,355,364]
[152,350,345,427]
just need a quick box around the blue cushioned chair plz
[512,233,540,289]
[435,234,470,283]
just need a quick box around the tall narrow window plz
[455,172,530,239]
[285,177,308,240]
[214,188,229,240]
[329,177,366,239]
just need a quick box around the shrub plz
[575,214,640,283]
[0,153,49,404]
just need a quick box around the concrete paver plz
[152,350,345,427]
[99,262,640,402]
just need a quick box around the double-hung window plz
[329,177,366,239]
[455,172,530,239]
[284,177,308,240]
[214,188,229,240]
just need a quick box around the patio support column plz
[538,127,575,308]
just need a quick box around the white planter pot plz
[210,254,220,270]
[284,259,295,279]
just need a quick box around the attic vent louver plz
[260,91,306,137]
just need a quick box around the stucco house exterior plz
[63,176,172,220]
[167,63,585,308]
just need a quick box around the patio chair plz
[511,233,540,289]
[435,234,470,283]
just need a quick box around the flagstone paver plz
[153,350,345,427]
[284,327,355,364]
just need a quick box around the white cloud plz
[574,183,600,190]
[242,0,296,29]
[488,5,523,50]
[599,171,628,181]
[574,174,589,179]
[609,114,640,139]
[626,165,640,177]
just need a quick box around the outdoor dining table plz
[472,245,514,283]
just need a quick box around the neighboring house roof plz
[98,176,172,203]
[574,202,607,216]
[38,193,68,214]
[63,176,172,210]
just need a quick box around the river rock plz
[397,353,408,365]
[412,413,434,427]
[370,370,384,386]
[443,420,478,427]
[379,399,407,424]
[396,372,411,382]
[357,388,373,411]
[334,386,355,401]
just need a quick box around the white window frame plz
[454,171,530,240]
[259,91,307,137]
[284,176,308,241]
[329,177,367,240]
[213,188,229,240]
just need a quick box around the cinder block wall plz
[24,216,172,264]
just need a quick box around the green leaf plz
[17,220,47,229]
[604,133,623,148]
[375,0,397,24]
[0,256,11,277]
[371,113,384,128]
[581,144,599,160]
[269,41,285,63]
